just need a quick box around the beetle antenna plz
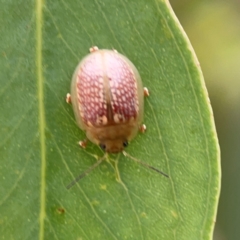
[66,157,104,189]
[123,151,169,178]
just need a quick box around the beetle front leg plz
[79,139,88,149]
[139,124,146,133]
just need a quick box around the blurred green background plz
[170,0,240,239]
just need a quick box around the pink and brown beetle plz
[66,46,148,153]
[66,46,167,188]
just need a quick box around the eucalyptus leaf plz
[0,0,220,239]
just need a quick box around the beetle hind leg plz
[89,46,99,53]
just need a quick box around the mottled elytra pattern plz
[76,51,139,126]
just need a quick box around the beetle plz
[66,47,167,188]
[67,46,147,153]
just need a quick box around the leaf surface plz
[0,0,220,239]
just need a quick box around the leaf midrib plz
[36,0,46,239]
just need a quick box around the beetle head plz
[99,139,128,153]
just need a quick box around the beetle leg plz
[89,46,99,53]
[143,87,149,97]
[66,93,71,104]
[139,124,146,133]
[79,139,88,149]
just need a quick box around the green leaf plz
[0,0,220,239]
